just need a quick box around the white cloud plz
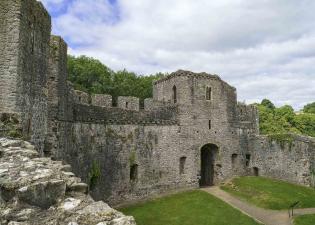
[40,0,315,110]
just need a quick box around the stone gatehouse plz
[1,0,314,206]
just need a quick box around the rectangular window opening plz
[206,87,212,100]
[245,154,251,167]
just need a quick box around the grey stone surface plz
[248,134,315,186]
[0,138,136,225]
[118,96,139,111]
[92,94,113,107]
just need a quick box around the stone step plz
[67,182,88,194]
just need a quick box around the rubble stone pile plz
[0,138,136,225]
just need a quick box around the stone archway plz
[200,144,218,187]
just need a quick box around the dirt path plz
[203,186,315,225]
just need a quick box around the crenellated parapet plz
[72,103,177,125]
[118,96,140,111]
[92,94,112,107]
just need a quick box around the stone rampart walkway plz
[203,186,315,225]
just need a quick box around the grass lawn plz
[119,190,260,225]
[221,176,315,210]
[294,214,315,225]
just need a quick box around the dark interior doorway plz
[200,144,218,187]
[253,167,259,176]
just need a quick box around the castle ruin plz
[1,0,315,206]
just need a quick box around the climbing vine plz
[88,160,101,190]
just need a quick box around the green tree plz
[261,99,275,110]
[67,55,113,94]
[67,55,165,102]
[256,99,314,137]
[303,102,315,114]
[294,113,315,137]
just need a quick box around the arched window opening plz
[206,87,212,100]
[172,85,177,103]
[179,157,186,175]
[130,164,138,181]
[232,154,238,168]
[245,154,251,167]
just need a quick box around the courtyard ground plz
[119,190,260,225]
[294,214,315,225]
[221,176,315,210]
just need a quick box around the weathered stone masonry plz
[1,0,315,208]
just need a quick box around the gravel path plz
[203,186,315,225]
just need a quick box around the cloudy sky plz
[40,0,315,110]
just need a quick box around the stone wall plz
[92,94,112,107]
[0,0,22,114]
[118,96,140,111]
[0,0,51,154]
[53,122,198,205]
[248,134,315,186]
[0,137,136,225]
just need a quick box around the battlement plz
[154,70,221,85]
[72,103,178,125]
[92,94,112,107]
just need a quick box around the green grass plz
[294,214,315,225]
[221,176,315,210]
[119,190,260,225]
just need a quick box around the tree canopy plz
[255,100,315,137]
[67,55,165,102]
[303,102,315,114]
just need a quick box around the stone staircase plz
[0,138,136,225]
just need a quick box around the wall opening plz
[179,157,186,175]
[200,144,218,187]
[126,102,129,109]
[172,85,177,103]
[130,164,138,181]
[232,154,238,168]
[208,120,212,129]
[253,167,259,176]
[245,154,251,167]
[206,87,212,100]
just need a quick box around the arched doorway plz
[200,144,218,187]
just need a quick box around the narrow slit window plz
[232,154,238,168]
[179,157,186,174]
[130,164,138,181]
[206,87,212,100]
[126,102,129,109]
[208,120,212,129]
[245,154,251,167]
[172,85,177,103]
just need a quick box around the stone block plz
[18,180,66,209]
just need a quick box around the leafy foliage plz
[256,99,315,137]
[0,113,23,139]
[67,55,165,104]
[303,102,315,114]
[88,161,101,191]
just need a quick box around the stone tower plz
[0,0,51,153]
